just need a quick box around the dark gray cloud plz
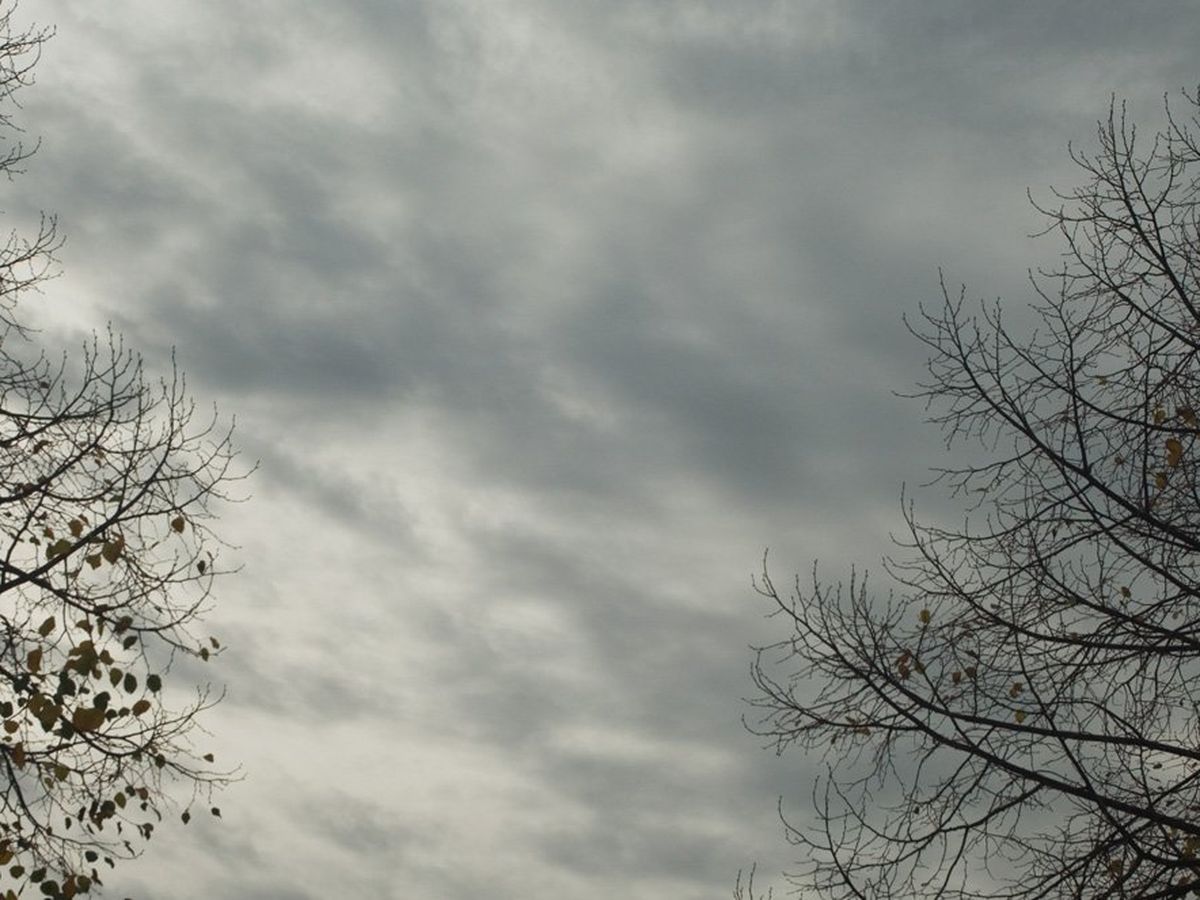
[10,0,1200,897]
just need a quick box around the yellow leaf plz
[918,609,931,625]
[1167,437,1184,467]
[71,707,105,733]
[45,538,72,559]
[101,538,123,564]
[1014,710,1026,724]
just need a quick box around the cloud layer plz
[8,1,1200,896]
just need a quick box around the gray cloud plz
[10,1,1200,898]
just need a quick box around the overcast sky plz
[6,2,1199,897]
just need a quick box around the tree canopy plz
[748,90,1200,898]
[0,7,242,898]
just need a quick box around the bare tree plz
[0,7,244,899]
[748,89,1200,899]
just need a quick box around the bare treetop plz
[748,89,1200,899]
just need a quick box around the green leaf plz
[36,616,54,638]
[146,674,162,693]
